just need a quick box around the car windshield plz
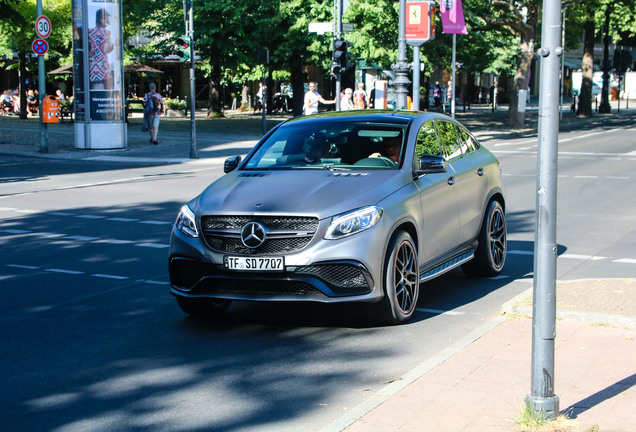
[243,121,407,170]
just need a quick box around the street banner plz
[440,0,467,34]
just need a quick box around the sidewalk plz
[331,279,636,432]
[1,101,635,164]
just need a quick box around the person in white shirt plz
[303,82,335,115]
[340,88,354,110]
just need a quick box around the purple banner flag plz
[440,0,468,34]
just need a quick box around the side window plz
[456,126,480,153]
[434,121,462,160]
[415,121,441,159]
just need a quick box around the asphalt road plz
[0,121,634,432]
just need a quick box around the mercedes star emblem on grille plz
[241,222,266,249]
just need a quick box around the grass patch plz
[514,403,581,432]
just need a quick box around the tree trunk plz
[206,64,223,117]
[19,52,28,119]
[507,38,534,129]
[241,84,249,111]
[577,20,595,117]
[290,59,304,117]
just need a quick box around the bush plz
[165,98,187,110]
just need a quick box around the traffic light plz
[333,39,353,74]
[176,36,191,62]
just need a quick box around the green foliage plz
[165,97,187,110]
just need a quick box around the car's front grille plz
[201,216,319,255]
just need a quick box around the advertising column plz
[72,0,126,149]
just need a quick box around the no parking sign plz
[32,38,49,55]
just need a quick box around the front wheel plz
[368,231,419,325]
[176,296,231,319]
[463,200,507,277]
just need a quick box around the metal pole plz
[393,0,410,110]
[451,34,456,118]
[527,0,562,419]
[335,0,342,111]
[413,46,420,111]
[559,4,566,120]
[188,0,197,158]
[599,5,611,114]
[37,0,47,153]
[261,67,266,135]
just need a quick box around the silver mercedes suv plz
[169,110,506,324]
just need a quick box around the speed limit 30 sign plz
[35,15,52,39]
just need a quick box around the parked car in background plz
[169,110,507,325]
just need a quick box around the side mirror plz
[224,156,242,173]
[415,154,447,176]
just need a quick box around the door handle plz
[447,177,456,185]
[477,168,484,176]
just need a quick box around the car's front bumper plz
[168,219,389,304]
[169,256,374,302]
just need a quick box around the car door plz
[454,125,499,243]
[413,120,460,264]
[437,121,489,246]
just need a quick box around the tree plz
[0,0,71,119]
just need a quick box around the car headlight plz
[325,206,383,240]
[175,205,198,238]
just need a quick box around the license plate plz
[225,256,284,271]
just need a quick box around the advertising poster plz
[87,0,123,121]
[71,0,85,121]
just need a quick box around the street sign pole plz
[334,0,343,111]
[413,46,420,110]
[527,0,562,419]
[36,0,47,153]
[187,0,197,158]
[393,0,410,110]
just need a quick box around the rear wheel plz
[368,230,419,325]
[463,200,506,277]
[176,297,231,318]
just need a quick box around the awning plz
[48,63,163,74]
[563,57,582,69]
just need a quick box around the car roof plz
[282,110,453,127]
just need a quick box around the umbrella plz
[48,63,163,74]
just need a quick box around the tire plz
[176,296,231,318]
[368,230,419,325]
[462,200,507,277]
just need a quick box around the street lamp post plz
[393,0,411,110]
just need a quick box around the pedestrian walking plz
[143,83,163,145]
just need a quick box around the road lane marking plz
[6,264,39,270]
[98,238,135,245]
[560,254,606,261]
[91,274,129,280]
[46,268,84,275]
[0,229,31,234]
[614,258,636,264]
[107,217,139,222]
[136,243,170,249]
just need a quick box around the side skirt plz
[419,251,474,283]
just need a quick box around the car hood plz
[193,169,407,219]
